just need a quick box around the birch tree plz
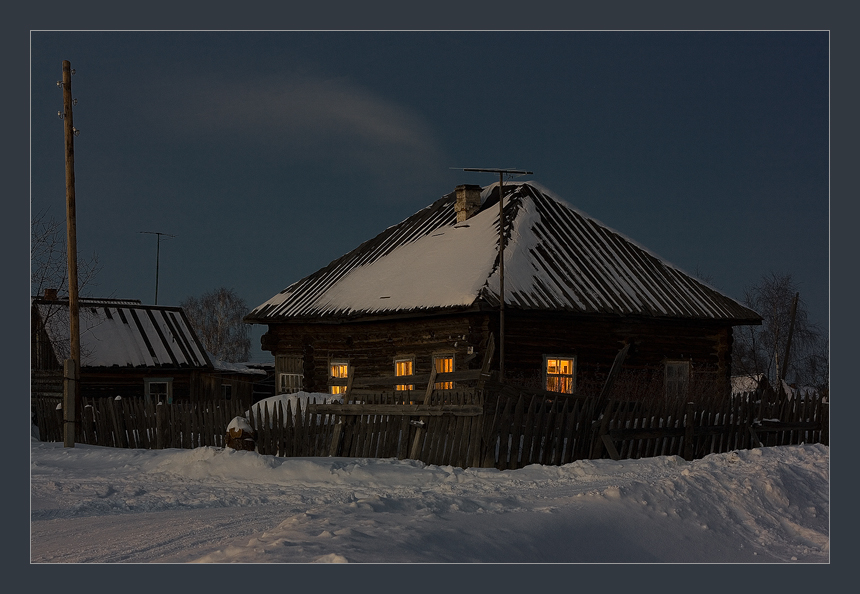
[732,272,827,393]
[181,288,251,363]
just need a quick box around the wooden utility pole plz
[462,168,532,380]
[61,60,81,447]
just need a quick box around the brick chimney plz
[454,184,482,223]
[43,288,58,301]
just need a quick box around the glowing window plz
[395,357,414,391]
[330,359,349,395]
[545,356,575,394]
[434,354,454,389]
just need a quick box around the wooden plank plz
[349,369,482,389]
[683,403,695,461]
[591,399,615,459]
[601,434,621,461]
[476,333,495,394]
[409,366,438,460]
[597,343,630,404]
[328,421,343,457]
[490,395,514,469]
[755,420,820,431]
[307,403,483,417]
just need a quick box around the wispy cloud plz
[154,73,446,187]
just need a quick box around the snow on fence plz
[33,396,250,449]
[32,382,828,469]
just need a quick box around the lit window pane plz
[434,355,454,389]
[395,358,414,391]
[545,357,575,394]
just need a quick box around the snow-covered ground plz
[30,436,829,563]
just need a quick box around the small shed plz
[31,295,265,407]
[245,181,761,400]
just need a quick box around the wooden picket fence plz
[32,366,828,470]
[479,386,829,470]
[33,396,249,449]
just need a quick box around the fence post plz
[683,402,695,461]
[156,402,164,449]
[63,359,77,447]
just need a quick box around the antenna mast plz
[139,231,176,304]
[461,167,532,380]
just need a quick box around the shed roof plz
[246,182,761,325]
[33,298,212,369]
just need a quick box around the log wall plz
[262,310,737,396]
[262,313,490,393]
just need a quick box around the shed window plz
[395,357,414,391]
[222,384,232,400]
[144,378,173,404]
[665,361,690,399]
[276,355,303,394]
[278,373,303,394]
[434,354,455,389]
[544,356,575,394]
[330,359,350,395]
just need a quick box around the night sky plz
[30,31,829,361]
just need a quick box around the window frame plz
[665,360,691,399]
[329,358,350,395]
[433,353,455,390]
[543,355,576,394]
[276,355,303,394]
[394,356,415,391]
[144,377,173,404]
[278,372,303,394]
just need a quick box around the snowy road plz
[30,441,829,563]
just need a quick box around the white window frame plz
[144,377,173,404]
[221,383,232,400]
[544,355,576,394]
[276,355,303,394]
[278,372,303,394]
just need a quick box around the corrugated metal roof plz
[246,182,761,325]
[34,299,212,369]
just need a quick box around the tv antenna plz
[139,231,175,304]
[458,167,532,380]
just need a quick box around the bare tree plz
[181,288,251,363]
[732,272,827,392]
[31,208,103,365]
[31,207,101,299]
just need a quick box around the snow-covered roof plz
[246,182,761,324]
[731,374,768,394]
[34,299,212,369]
[207,352,267,375]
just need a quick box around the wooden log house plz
[31,294,266,407]
[245,182,761,400]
